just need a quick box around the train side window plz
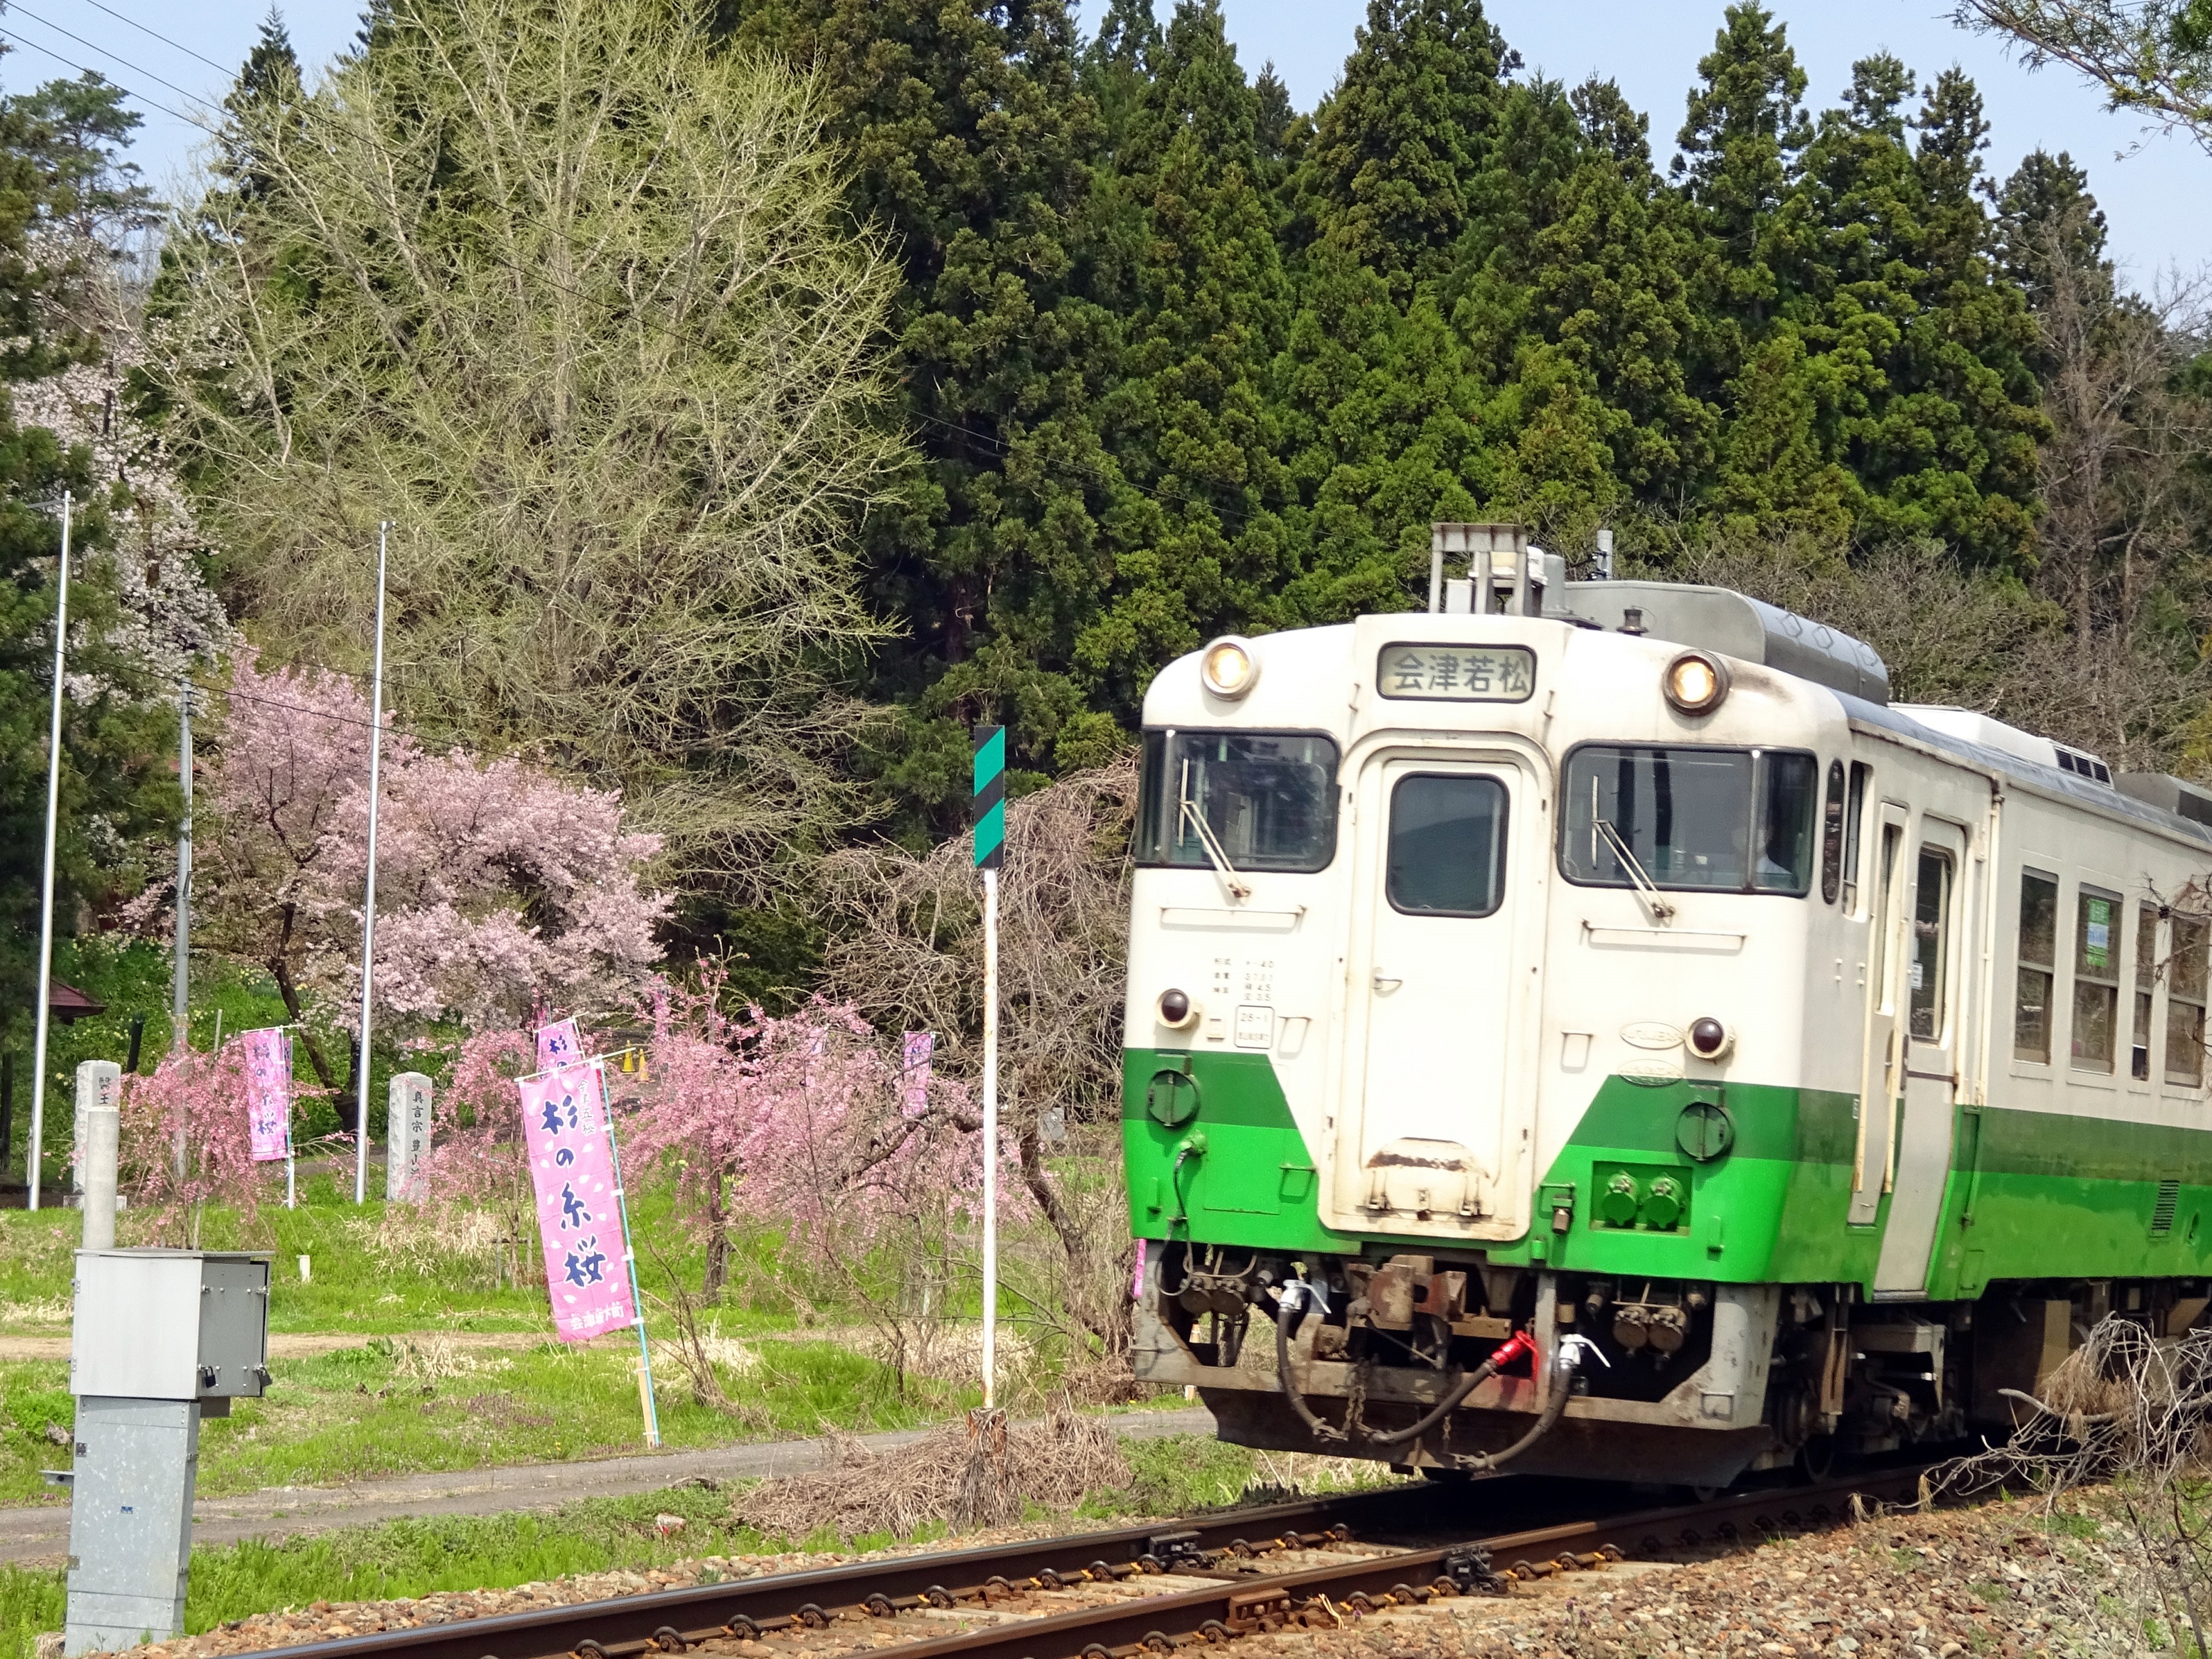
[1842,763,1869,913]
[2071,887,2122,1074]
[2168,914,2208,1088]
[2014,870,2058,1064]
[1820,761,1845,904]
[1385,774,1508,917]
[2134,905,2159,1082]
[1909,847,1952,1041]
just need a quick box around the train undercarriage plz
[1137,1242,2210,1488]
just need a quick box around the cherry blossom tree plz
[619,975,1000,1368]
[159,649,669,1090]
[115,1044,264,1239]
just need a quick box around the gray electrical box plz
[64,1251,272,1658]
[71,1251,270,1403]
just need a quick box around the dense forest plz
[3,0,2209,1132]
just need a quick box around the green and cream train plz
[1123,528,2212,1487]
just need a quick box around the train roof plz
[1843,692,2212,854]
[1550,580,1891,704]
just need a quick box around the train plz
[1120,523,2212,1487]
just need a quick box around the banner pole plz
[285,1031,296,1211]
[594,1057,660,1447]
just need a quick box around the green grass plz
[0,1162,815,1337]
[0,1333,976,1506]
[1076,1434,1398,1520]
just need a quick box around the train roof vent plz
[1550,581,1890,704]
[1892,706,2113,785]
[2114,772,2212,828]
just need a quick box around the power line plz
[1,5,204,107]
[7,26,1264,532]
[67,0,231,77]
[191,677,392,736]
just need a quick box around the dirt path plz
[0,1404,1217,1567]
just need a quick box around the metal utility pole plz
[353,523,391,1206]
[172,679,193,1179]
[28,492,71,1212]
[971,724,1005,1408]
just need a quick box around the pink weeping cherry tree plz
[140,648,671,1094]
[612,973,1015,1390]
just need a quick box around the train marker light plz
[1686,1016,1734,1061]
[1663,649,1730,715]
[1157,988,1199,1029]
[1200,636,1259,699]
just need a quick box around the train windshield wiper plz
[1179,758,1254,901]
[1594,814,1675,923]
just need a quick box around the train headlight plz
[1687,1016,1734,1061]
[1156,988,1200,1030]
[1663,650,1730,715]
[1200,636,1259,699]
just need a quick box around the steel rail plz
[866,1460,1942,1659]
[233,1481,1477,1659]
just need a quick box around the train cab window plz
[2168,915,2209,1088]
[1909,848,1952,1041]
[2134,905,2159,1082]
[1385,775,1508,916]
[1559,745,1818,896]
[2072,888,2122,1074]
[1842,763,1870,913]
[1820,761,1845,904]
[2014,871,2058,1064]
[1137,730,1340,874]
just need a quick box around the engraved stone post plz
[71,1061,119,1200]
[385,1072,433,1202]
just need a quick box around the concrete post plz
[81,1094,117,1250]
[71,1062,119,1200]
[384,1072,433,1202]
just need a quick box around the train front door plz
[1333,751,1535,1241]
[1874,816,1974,1295]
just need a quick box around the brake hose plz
[1436,1336,1606,1473]
[1272,1297,1596,1469]
[1274,1278,1346,1442]
[1363,1329,1535,1448]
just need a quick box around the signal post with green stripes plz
[973,725,1004,1408]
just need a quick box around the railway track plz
[239,1463,1938,1659]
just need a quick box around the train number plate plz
[1378,643,1536,702]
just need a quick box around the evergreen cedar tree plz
[0,73,179,1034]
[714,0,2060,839]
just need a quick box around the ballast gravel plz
[50,1494,2157,1659]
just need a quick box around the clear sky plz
[7,0,2206,283]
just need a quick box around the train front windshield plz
[1137,731,1340,873]
[1560,744,1818,895]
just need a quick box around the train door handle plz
[1372,971,1403,993]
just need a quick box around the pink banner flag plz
[901,1031,933,1115]
[241,1027,291,1163]
[518,1060,636,1343]
[536,1017,583,1071]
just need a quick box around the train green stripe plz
[1123,1047,2212,1292]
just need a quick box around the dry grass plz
[736,1395,1128,1540]
[0,1300,72,1330]
[356,1206,512,1285]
